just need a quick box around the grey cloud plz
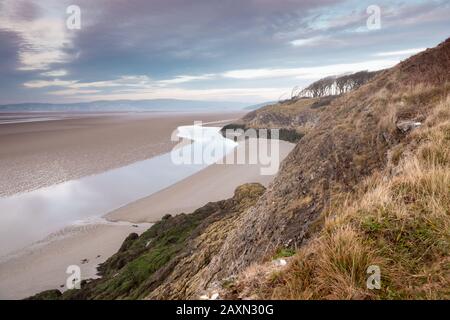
[0,0,449,104]
[0,0,41,22]
[61,0,345,76]
[0,30,21,74]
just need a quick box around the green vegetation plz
[273,248,296,259]
[25,289,62,300]
[61,209,215,299]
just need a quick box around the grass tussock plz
[232,96,450,300]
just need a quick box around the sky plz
[0,0,449,104]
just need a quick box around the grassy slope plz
[225,84,450,301]
[221,97,335,143]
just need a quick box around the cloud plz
[22,56,400,103]
[23,72,291,102]
[375,48,426,57]
[222,59,399,80]
[290,36,328,47]
[24,56,397,93]
[24,75,154,89]
[24,73,220,91]
[1,0,449,104]
[41,69,68,77]
[71,76,153,89]
[157,74,216,85]
[47,89,100,95]
[23,79,77,88]
[0,30,21,73]
[0,0,74,71]
[17,45,70,71]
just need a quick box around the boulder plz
[396,120,421,133]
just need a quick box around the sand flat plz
[0,111,243,196]
[0,138,294,299]
[0,114,295,300]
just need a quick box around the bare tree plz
[294,70,381,99]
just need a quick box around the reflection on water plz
[0,125,236,257]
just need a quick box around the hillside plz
[29,38,450,300]
[206,38,450,299]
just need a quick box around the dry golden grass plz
[229,92,450,300]
[222,42,450,300]
[242,97,323,132]
[262,98,318,115]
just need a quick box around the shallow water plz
[0,125,236,257]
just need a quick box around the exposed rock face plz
[148,184,266,299]
[153,38,450,296]
[197,94,393,285]
[396,120,422,133]
[241,98,323,129]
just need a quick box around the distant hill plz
[243,101,277,110]
[0,99,250,112]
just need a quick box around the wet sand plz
[0,111,243,196]
[107,139,295,223]
[0,221,151,300]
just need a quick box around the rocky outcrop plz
[396,120,421,133]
